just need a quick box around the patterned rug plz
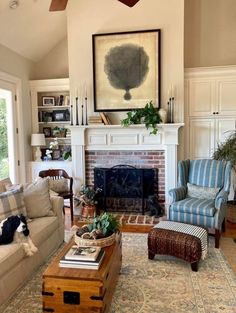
[1,233,236,313]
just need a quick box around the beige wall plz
[32,37,69,80]
[185,0,236,68]
[67,0,184,123]
[0,43,34,177]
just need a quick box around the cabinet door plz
[216,79,236,115]
[215,118,236,146]
[189,119,215,159]
[188,79,215,117]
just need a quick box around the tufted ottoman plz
[148,221,208,271]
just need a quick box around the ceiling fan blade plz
[49,0,68,11]
[118,0,140,7]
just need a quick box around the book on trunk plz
[64,245,101,261]
[59,249,105,270]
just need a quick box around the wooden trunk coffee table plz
[42,233,122,313]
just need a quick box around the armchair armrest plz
[215,189,228,209]
[50,196,64,227]
[169,186,186,203]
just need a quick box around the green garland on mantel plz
[120,101,162,135]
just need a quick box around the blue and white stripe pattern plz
[154,221,208,259]
[168,159,232,231]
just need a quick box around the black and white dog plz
[0,214,37,256]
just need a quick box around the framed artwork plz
[52,110,66,121]
[42,96,55,106]
[43,127,52,138]
[92,29,161,112]
[52,149,61,160]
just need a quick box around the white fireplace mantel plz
[69,123,184,202]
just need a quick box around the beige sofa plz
[0,179,65,306]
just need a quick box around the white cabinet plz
[189,117,236,159]
[27,161,72,182]
[30,78,71,161]
[185,67,236,159]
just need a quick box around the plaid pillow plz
[0,185,26,221]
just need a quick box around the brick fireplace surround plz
[69,124,183,204]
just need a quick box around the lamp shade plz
[31,133,46,146]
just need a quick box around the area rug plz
[1,234,236,313]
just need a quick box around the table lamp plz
[31,133,46,161]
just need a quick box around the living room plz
[0,0,236,312]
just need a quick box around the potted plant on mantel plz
[121,100,162,135]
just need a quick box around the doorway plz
[0,80,19,183]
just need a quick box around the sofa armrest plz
[215,189,228,209]
[169,186,186,203]
[50,196,64,227]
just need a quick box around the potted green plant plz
[213,130,236,201]
[76,185,101,218]
[63,150,71,161]
[121,101,162,135]
[75,212,120,247]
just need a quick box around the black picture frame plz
[43,127,52,138]
[92,29,161,112]
[52,110,66,121]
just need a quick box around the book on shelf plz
[65,245,101,261]
[59,249,105,270]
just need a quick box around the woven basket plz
[74,232,116,248]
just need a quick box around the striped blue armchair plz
[168,159,232,248]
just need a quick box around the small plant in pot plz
[77,185,101,218]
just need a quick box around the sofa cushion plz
[171,197,216,217]
[48,177,69,193]
[0,185,26,221]
[0,243,24,278]
[27,216,59,246]
[187,183,220,200]
[23,179,54,218]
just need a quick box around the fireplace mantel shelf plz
[69,123,184,202]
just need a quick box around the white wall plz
[67,0,184,124]
[0,43,34,179]
[32,37,69,80]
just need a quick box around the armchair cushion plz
[187,183,220,200]
[171,198,216,217]
[169,186,186,202]
[215,189,228,209]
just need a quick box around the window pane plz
[0,98,9,179]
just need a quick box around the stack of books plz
[88,115,104,125]
[59,245,105,270]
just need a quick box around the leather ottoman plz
[148,221,208,272]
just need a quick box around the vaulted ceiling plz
[0,0,67,62]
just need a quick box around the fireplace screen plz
[94,165,157,214]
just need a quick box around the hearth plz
[94,165,158,214]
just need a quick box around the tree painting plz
[104,43,149,101]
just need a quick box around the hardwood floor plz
[64,205,236,273]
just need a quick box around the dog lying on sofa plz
[0,214,38,256]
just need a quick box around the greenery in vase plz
[213,131,236,165]
[63,150,71,160]
[121,101,162,135]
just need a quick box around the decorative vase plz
[81,204,96,218]
[159,108,167,123]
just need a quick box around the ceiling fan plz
[49,0,140,11]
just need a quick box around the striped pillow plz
[0,185,26,221]
[187,182,220,200]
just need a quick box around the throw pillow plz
[23,178,54,218]
[187,183,220,200]
[48,177,69,193]
[0,185,26,221]
[0,177,12,193]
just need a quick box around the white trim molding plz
[70,123,184,203]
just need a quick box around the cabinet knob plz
[216,112,219,114]
[213,112,215,115]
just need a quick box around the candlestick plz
[81,104,84,125]
[70,104,73,125]
[75,96,79,125]
[85,96,88,125]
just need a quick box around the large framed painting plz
[92,29,161,112]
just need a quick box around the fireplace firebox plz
[94,165,157,214]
